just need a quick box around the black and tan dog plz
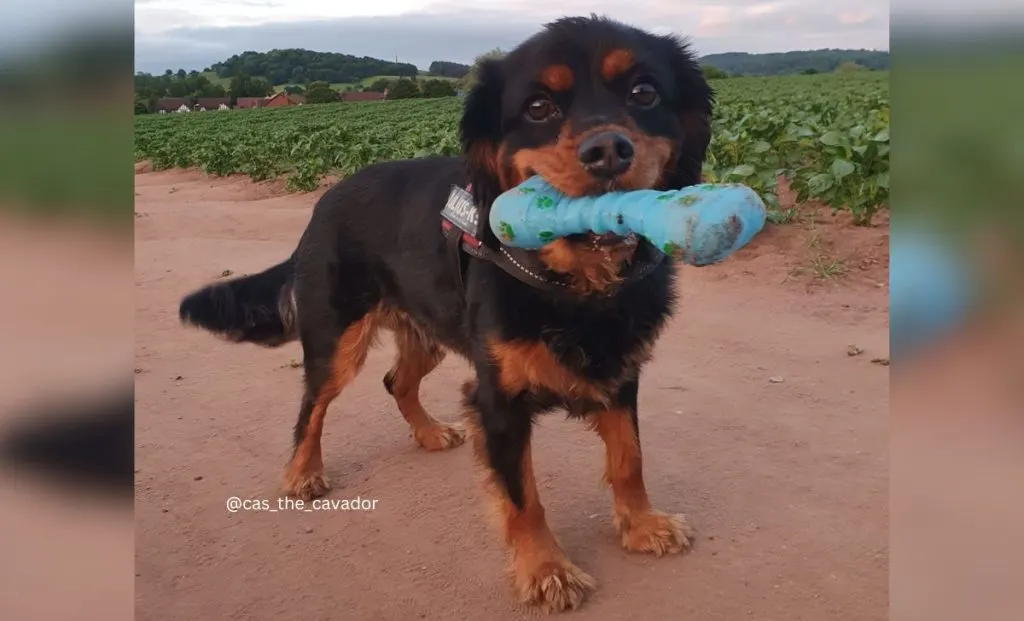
[180,15,713,612]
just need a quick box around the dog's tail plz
[179,256,298,347]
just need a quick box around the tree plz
[458,48,505,91]
[701,65,729,80]
[428,61,471,78]
[420,79,456,98]
[802,68,819,75]
[387,78,420,100]
[366,78,394,93]
[227,74,274,105]
[284,84,305,95]
[305,81,338,104]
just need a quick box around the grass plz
[804,229,846,279]
[808,254,847,279]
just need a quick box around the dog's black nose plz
[577,131,635,178]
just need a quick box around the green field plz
[135,71,889,224]
[199,71,232,88]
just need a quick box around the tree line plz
[427,61,470,79]
[699,49,889,76]
[287,77,458,104]
[209,49,418,86]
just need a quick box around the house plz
[341,89,388,103]
[154,97,189,113]
[264,91,306,108]
[196,97,230,111]
[235,97,267,109]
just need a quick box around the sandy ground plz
[134,169,889,620]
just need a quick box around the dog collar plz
[440,184,664,294]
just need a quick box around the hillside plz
[701,49,889,76]
[208,49,419,86]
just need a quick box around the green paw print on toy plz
[518,187,536,195]
[498,221,516,241]
[662,241,681,256]
[538,230,555,243]
[533,195,556,209]
[678,194,701,207]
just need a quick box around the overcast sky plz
[133,0,892,74]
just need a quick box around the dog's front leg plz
[461,374,595,613]
[590,377,694,555]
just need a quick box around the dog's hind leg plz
[382,316,466,451]
[283,308,381,500]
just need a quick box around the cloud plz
[698,7,733,35]
[132,1,890,73]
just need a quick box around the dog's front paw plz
[616,510,693,556]
[283,470,330,501]
[513,557,596,613]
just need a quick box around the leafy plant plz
[134,72,889,225]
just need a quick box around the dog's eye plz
[525,96,558,121]
[629,82,659,108]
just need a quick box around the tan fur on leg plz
[591,408,694,555]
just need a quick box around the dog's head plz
[460,15,714,293]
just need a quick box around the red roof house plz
[235,97,267,109]
[154,97,189,112]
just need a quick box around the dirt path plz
[134,169,889,620]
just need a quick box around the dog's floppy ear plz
[459,58,506,210]
[660,38,714,189]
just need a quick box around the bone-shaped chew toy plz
[489,176,767,266]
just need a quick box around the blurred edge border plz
[0,3,136,500]
[0,3,134,226]
[0,384,135,500]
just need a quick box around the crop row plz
[135,71,889,224]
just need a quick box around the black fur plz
[179,257,297,346]
[0,384,134,499]
[179,16,712,512]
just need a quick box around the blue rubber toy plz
[489,176,767,266]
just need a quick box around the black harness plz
[440,184,665,294]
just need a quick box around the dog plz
[179,15,713,612]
